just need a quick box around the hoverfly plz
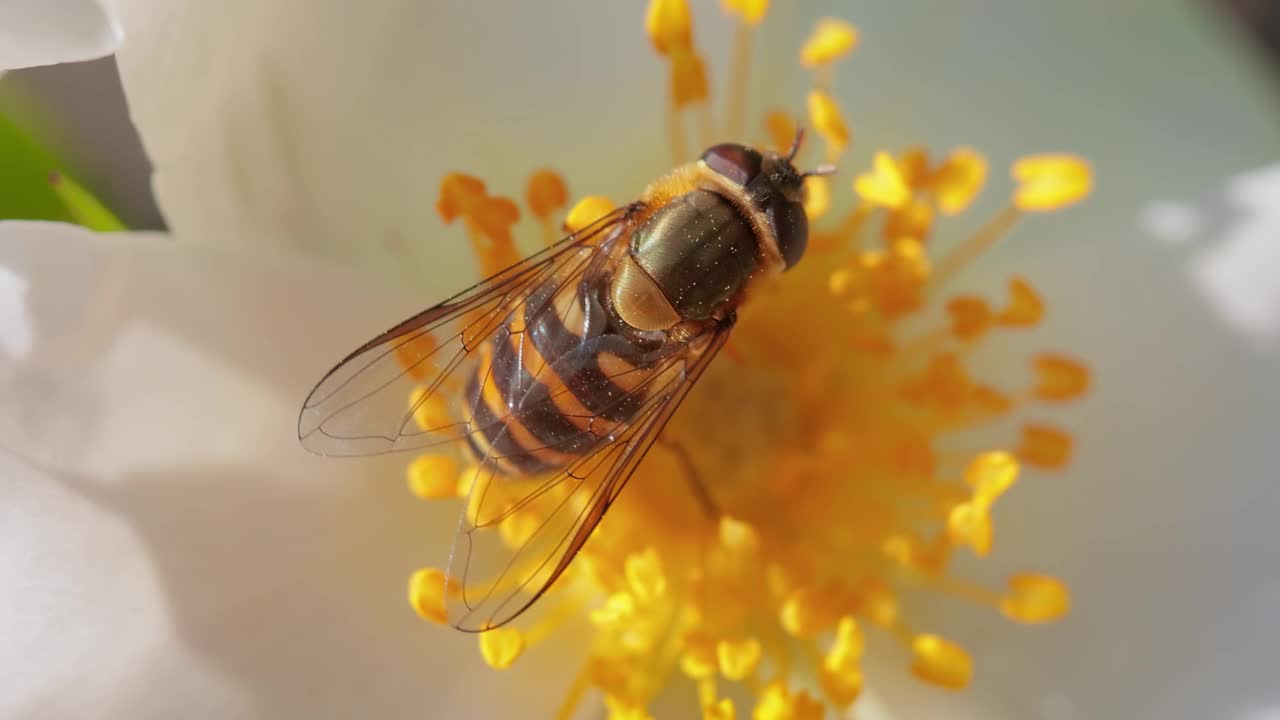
[299,132,830,631]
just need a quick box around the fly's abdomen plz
[464,282,653,476]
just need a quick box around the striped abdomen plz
[464,281,656,476]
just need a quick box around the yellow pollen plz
[754,682,824,720]
[854,152,911,208]
[718,516,761,554]
[802,175,831,220]
[704,697,736,720]
[884,196,935,243]
[645,0,693,55]
[435,172,486,222]
[779,585,845,638]
[764,109,797,154]
[1001,573,1071,623]
[681,635,719,679]
[722,0,768,25]
[931,147,988,215]
[717,637,763,680]
[625,548,668,603]
[1017,424,1074,468]
[852,578,899,627]
[526,168,569,242]
[806,90,850,158]
[436,174,521,277]
[946,296,993,340]
[1033,354,1091,401]
[947,500,995,556]
[820,617,866,706]
[910,634,973,690]
[799,18,859,68]
[965,451,1019,502]
[605,695,655,720]
[408,387,451,432]
[998,276,1045,326]
[670,47,711,109]
[564,195,618,235]
[406,454,462,500]
[407,568,453,625]
[1012,153,1093,211]
[479,626,526,670]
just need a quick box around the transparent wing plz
[446,324,732,631]
[297,205,638,457]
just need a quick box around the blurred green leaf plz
[50,171,125,231]
[0,112,123,229]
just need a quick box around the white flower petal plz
[110,0,669,294]
[0,0,121,70]
[0,222,578,717]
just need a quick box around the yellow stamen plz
[930,204,1021,290]
[681,635,719,679]
[716,637,763,680]
[946,296,993,341]
[721,0,768,24]
[719,515,761,554]
[722,0,768,139]
[779,585,844,637]
[526,168,569,220]
[564,195,618,235]
[671,48,710,110]
[555,660,595,720]
[799,18,858,68]
[406,454,462,500]
[947,500,994,556]
[435,172,487,222]
[763,109,797,154]
[1000,573,1071,623]
[625,547,668,603]
[931,147,988,215]
[964,451,1019,502]
[1012,154,1093,212]
[606,695,655,720]
[754,682,824,720]
[645,0,693,55]
[997,276,1045,326]
[854,151,911,208]
[703,696,735,720]
[408,387,451,431]
[884,196,935,243]
[407,568,454,625]
[802,175,831,221]
[526,168,569,246]
[1032,354,1091,401]
[806,90,850,160]
[479,626,526,670]
[910,634,973,689]
[1017,424,1074,468]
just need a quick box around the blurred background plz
[0,0,1276,232]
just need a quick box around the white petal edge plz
[0,0,121,70]
[0,221,582,718]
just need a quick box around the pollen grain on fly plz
[390,2,1092,719]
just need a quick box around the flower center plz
[405,4,1093,719]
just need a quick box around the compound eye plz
[701,143,763,187]
[770,200,809,269]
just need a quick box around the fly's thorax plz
[625,188,761,323]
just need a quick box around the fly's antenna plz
[802,163,837,178]
[787,128,835,177]
[787,128,806,163]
